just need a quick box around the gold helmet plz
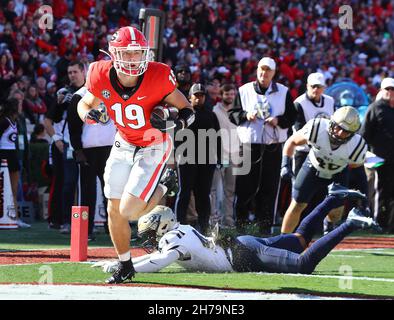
[138,205,178,248]
[329,106,361,145]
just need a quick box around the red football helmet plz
[108,27,152,77]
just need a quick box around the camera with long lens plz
[56,87,70,97]
[254,100,271,119]
[56,87,73,104]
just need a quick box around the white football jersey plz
[300,118,367,179]
[158,224,233,272]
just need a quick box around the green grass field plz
[1,222,394,299]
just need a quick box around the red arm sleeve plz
[159,64,177,99]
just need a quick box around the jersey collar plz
[109,67,145,100]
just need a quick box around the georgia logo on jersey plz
[9,132,17,143]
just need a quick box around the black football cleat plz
[328,183,367,201]
[105,259,135,284]
[160,167,179,197]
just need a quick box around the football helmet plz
[328,106,361,145]
[138,206,178,248]
[107,27,152,77]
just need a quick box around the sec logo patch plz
[102,90,111,99]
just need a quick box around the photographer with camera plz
[43,61,85,230]
[229,57,296,234]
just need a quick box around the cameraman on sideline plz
[43,61,85,231]
[229,57,296,234]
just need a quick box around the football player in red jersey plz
[77,26,195,284]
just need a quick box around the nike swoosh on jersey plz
[137,96,147,100]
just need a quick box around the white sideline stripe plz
[0,284,353,300]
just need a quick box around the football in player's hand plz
[150,106,179,131]
[151,106,178,120]
[151,105,171,121]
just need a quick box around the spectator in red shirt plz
[23,85,47,124]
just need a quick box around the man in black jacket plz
[229,57,296,234]
[174,83,221,235]
[43,61,85,230]
[360,77,394,233]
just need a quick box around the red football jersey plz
[86,60,177,146]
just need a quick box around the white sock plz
[159,183,168,195]
[118,251,131,262]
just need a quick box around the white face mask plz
[109,47,153,77]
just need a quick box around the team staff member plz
[360,77,394,233]
[44,61,85,230]
[175,83,221,235]
[293,73,335,175]
[68,87,117,239]
[229,57,296,234]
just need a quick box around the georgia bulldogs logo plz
[9,132,17,143]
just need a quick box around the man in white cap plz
[360,77,394,233]
[292,72,335,176]
[229,57,296,234]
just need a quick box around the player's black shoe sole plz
[328,183,367,201]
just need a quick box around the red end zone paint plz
[70,206,89,262]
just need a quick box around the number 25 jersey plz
[86,60,177,147]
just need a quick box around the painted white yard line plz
[0,284,352,300]
[332,248,394,252]
[329,255,364,258]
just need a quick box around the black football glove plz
[84,109,107,124]
[280,155,294,180]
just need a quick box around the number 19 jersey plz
[86,60,177,147]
